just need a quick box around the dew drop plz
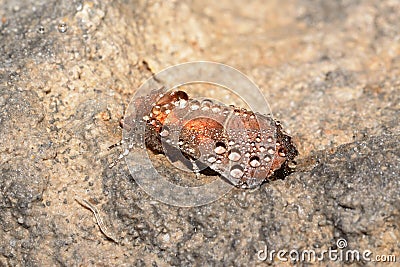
[288,161,297,168]
[190,100,200,110]
[228,149,241,161]
[37,26,45,34]
[160,128,169,137]
[201,99,213,110]
[174,91,189,101]
[152,105,161,115]
[266,136,273,143]
[278,149,286,157]
[177,99,188,109]
[264,155,271,162]
[249,156,261,167]
[214,141,227,154]
[58,22,68,33]
[211,105,221,113]
[207,156,217,163]
[230,165,244,179]
[267,147,275,155]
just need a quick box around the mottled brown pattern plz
[143,90,298,188]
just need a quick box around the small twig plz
[75,198,119,244]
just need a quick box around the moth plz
[118,89,298,189]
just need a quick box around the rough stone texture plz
[0,0,399,266]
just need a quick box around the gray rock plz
[0,0,398,266]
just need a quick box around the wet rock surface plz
[0,0,399,266]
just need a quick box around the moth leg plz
[108,139,124,150]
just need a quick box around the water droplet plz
[267,147,275,155]
[230,165,244,179]
[177,99,188,109]
[288,161,297,168]
[214,141,227,154]
[266,136,273,143]
[228,140,235,146]
[37,26,45,34]
[278,149,286,157]
[228,149,241,161]
[212,105,221,113]
[264,155,271,162]
[201,99,213,110]
[259,146,266,152]
[174,91,188,100]
[58,22,68,33]
[207,156,217,163]
[152,105,161,115]
[160,128,169,137]
[255,136,261,142]
[190,100,200,110]
[249,156,261,167]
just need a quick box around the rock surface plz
[0,0,399,266]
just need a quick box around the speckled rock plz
[0,0,399,266]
